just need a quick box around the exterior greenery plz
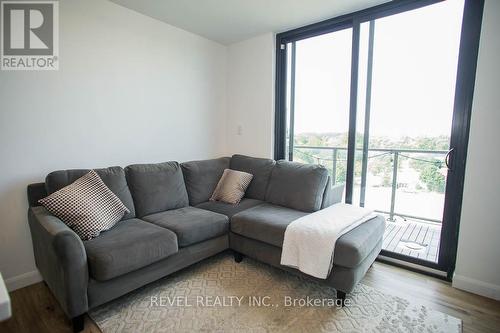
[292,133,449,193]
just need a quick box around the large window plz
[275,0,484,276]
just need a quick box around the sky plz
[290,0,465,139]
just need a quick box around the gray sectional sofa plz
[27,154,385,332]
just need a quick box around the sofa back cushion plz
[265,160,329,212]
[181,157,230,205]
[229,154,275,200]
[45,166,136,219]
[27,183,47,207]
[125,162,189,217]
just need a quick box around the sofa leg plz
[233,251,244,263]
[72,315,84,332]
[337,291,347,307]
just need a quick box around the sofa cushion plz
[334,215,386,268]
[143,207,229,247]
[45,166,135,219]
[230,203,308,247]
[196,198,264,218]
[265,160,329,212]
[230,154,275,200]
[181,157,230,206]
[84,218,178,281]
[125,162,189,217]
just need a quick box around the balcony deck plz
[382,217,441,263]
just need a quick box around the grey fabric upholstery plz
[28,206,88,318]
[231,204,384,268]
[27,182,47,207]
[125,162,189,217]
[230,203,308,247]
[230,232,382,293]
[27,155,386,325]
[87,235,228,309]
[229,154,275,200]
[45,166,136,220]
[181,157,230,205]
[320,181,345,209]
[265,160,329,212]
[334,215,385,268]
[331,184,345,206]
[84,219,178,281]
[143,207,229,247]
[328,240,382,293]
[195,198,264,218]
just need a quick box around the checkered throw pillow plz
[39,170,130,240]
[210,169,253,205]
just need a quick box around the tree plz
[418,162,446,193]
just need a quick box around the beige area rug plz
[89,253,461,333]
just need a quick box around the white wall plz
[0,0,227,290]
[453,0,500,301]
[226,33,275,158]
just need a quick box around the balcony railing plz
[293,145,448,224]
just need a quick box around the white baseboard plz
[5,270,43,292]
[453,274,500,301]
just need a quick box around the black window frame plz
[274,0,484,278]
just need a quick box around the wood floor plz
[1,260,499,333]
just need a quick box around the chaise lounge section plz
[27,154,385,332]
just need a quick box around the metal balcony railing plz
[293,145,448,224]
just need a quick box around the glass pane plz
[358,0,464,263]
[287,28,352,195]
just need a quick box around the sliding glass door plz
[275,0,484,276]
[354,1,464,264]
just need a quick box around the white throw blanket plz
[280,203,377,279]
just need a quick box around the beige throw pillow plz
[210,169,253,205]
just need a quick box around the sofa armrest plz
[330,184,345,204]
[28,206,88,318]
[321,183,345,208]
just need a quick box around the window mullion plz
[345,20,360,204]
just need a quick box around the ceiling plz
[109,0,389,45]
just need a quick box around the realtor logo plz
[1,1,58,70]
